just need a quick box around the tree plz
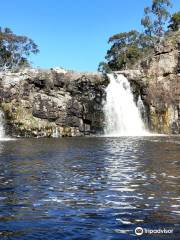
[105,30,143,70]
[168,11,180,31]
[98,30,154,72]
[141,0,172,41]
[0,27,39,70]
[98,61,112,74]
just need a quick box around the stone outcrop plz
[117,31,180,134]
[0,68,107,137]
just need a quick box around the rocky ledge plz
[0,68,108,137]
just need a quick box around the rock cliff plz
[0,68,107,137]
[117,31,180,134]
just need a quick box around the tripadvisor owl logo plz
[135,227,143,236]
[135,227,173,236]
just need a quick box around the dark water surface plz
[0,136,179,239]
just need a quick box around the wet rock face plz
[0,68,108,137]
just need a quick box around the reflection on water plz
[0,137,179,239]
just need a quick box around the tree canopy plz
[104,31,153,71]
[141,0,172,40]
[99,30,155,72]
[0,27,39,71]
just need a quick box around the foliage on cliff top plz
[99,31,154,72]
[0,27,39,71]
[168,11,180,31]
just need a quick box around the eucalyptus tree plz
[141,0,172,42]
[99,30,154,72]
[0,27,39,70]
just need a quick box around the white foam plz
[103,74,149,136]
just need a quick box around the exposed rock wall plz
[117,31,180,134]
[0,68,107,137]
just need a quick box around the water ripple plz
[0,136,179,239]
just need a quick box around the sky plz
[1,0,179,71]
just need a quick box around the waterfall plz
[52,126,60,138]
[137,95,148,126]
[103,74,148,136]
[0,110,5,138]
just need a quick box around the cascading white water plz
[104,74,148,136]
[0,110,5,138]
[52,126,60,138]
[137,95,148,126]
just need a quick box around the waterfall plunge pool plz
[0,136,179,239]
